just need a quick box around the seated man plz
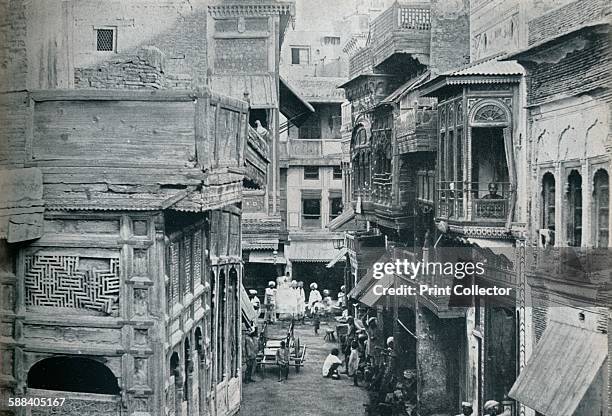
[482,182,504,199]
[322,348,343,379]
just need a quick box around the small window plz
[323,36,341,45]
[329,197,343,220]
[96,28,116,52]
[302,198,321,228]
[291,47,310,65]
[333,166,342,180]
[304,166,319,180]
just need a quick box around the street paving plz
[241,319,368,416]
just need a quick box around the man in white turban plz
[308,283,322,316]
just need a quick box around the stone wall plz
[416,305,464,415]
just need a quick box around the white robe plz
[308,289,322,312]
[296,288,306,315]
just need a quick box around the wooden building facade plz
[0,89,248,416]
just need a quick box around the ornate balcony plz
[436,181,515,237]
[369,2,431,69]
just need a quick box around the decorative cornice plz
[208,3,295,18]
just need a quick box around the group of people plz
[248,273,347,325]
[456,400,512,416]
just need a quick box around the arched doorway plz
[27,356,119,395]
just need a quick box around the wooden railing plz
[281,139,342,159]
[437,181,513,221]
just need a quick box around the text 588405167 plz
[8,397,65,407]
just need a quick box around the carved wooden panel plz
[193,231,203,286]
[25,255,120,314]
[183,235,193,296]
[169,242,180,306]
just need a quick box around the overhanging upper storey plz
[26,88,248,213]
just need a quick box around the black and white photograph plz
[0,0,610,415]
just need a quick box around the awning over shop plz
[211,74,278,108]
[248,250,287,264]
[240,284,258,323]
[326,247,347,268]
[0,168,44,243]
[509,321,608,416]
[358,271,394,308]
[285,240,341,263]
[348,253,391,299]
[466,238,515,263]
[279,76,315,127]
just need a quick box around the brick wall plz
[525,29,610,106]
[428,0,470,75]
[528,0,608,45]
[74,46,192,90]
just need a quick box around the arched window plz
[195,327,203,358]
[593,170,609,247]
[567,170,582,247]
[541,173,556,231]
[170,352,180,376]
[28,357,119,395]
[217,270,226,382]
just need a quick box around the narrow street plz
[241,320,368,416]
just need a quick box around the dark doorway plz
[292,262,344,298]
[249,109,268,129]
[27,357,120,394]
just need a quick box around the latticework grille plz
[96,29,114,51]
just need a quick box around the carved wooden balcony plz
[396,107,438,153]
[369,3,431,69]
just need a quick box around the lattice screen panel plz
[25,255,120,314]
